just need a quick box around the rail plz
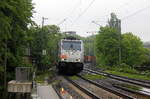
[112,84,150,97]
[52,85,63,99]
[84,68,150,88]
[64,77,100,99]
[77,75,135,99]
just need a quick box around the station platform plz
[37,85,60,99]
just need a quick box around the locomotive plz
[58,37,84,75]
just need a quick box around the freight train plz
[57,37,84,75]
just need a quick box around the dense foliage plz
[96,26,120,66]
[121,33,147,66]
[27,25,61,71]
[95,13,149,68]
[0,0,33,97]
[96,26,148,67]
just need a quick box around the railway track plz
[112,84,150,97]
[52,85,63,99]
[84,68,150,88]
[76,75,135,99]
[64,77,100,99]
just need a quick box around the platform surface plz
[37,85,60,99]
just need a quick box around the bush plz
[142,70,150,76]
[117,63,138,74]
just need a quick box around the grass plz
[98,65,150,80]
[119,83,141,91]
[35,71,54,84]
[83,74,106,80]
[51,79,61,85]
[70,74,106,80]
[70,76,79,80]
[106,70,150,80]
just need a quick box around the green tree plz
[141,49,150,67]
[121,33,147,66]
[0,0,33,97]
[46,25,61,66]
[96,26,120,66]
[28,25,61,71]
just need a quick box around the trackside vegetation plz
[0,0,33,98]
[95,13,150,80]
[83,74,106,80]
[96,26,149,67]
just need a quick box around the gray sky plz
[32,0,150,42]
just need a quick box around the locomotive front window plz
[62,41,81,51]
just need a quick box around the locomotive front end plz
[58,39,84,75]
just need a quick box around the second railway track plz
[54,74,150,99]
[84,68,150,88]
[76,74,135,99]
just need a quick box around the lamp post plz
[41,17,48,54]
[42,17,48,28]
[117,19,121,66]
[91,21,102,57]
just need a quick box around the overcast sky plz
[32,0,150,42]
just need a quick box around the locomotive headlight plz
[61,58,67,61]
[70,52,73,55]
[78,59,81,62]
[76,58,81,62]
[60,54,68,61]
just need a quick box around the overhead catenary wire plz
[67,0,83,18]
[92,0,149,25]
[58,0,96,31]
[57,18,67,26]
[91,4,150,29]
[121,5,150,20]
[113,0,150,21]
[114,0,149,17]
[74,0,96,22]
[114,0,136,14]
[91,0,136,25]
[57,0,82,26]
[58,0,150,35]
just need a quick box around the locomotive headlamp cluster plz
[61,58,67,61]
[76,58,81,62]
[60,54,68,61]
[60,54,68,58]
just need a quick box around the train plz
[84,56,96,63]
[57,37,84,75]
